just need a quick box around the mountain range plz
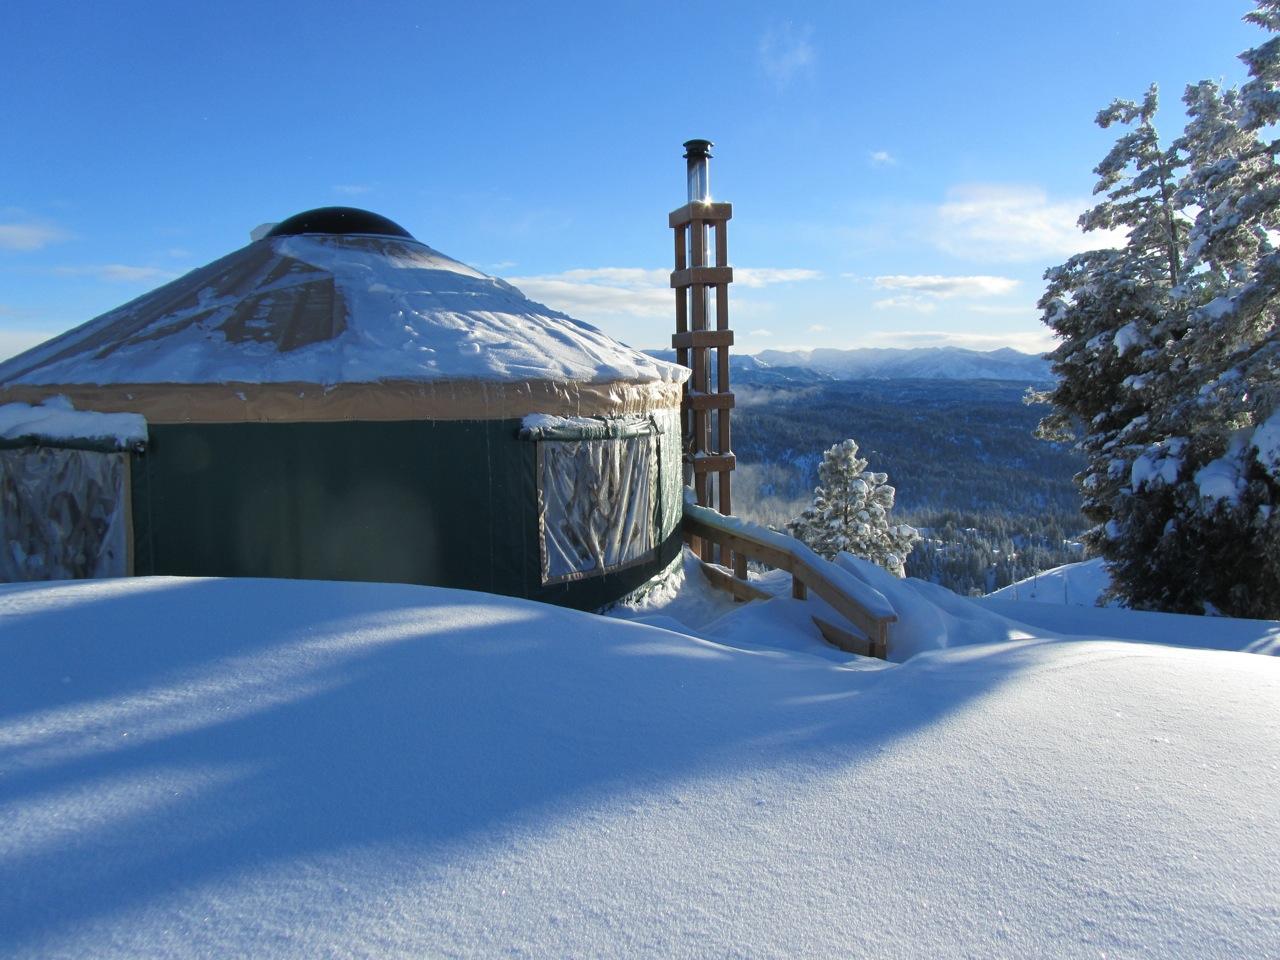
[645,346,1052,383]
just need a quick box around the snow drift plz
[2,576,1278,958]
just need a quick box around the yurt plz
[0,207,688,610]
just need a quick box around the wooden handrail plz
[682,490,898,659]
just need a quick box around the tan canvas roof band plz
[0,378,684,424]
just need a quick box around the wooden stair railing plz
[681,490,898,659]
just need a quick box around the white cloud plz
[0,222,70,251]
[871,274,1019,314]
[808,324,829,332]
[734,267,821,287]
[759,22,815,87]
[55,264,179,283]
[873,274,1019,299]
[507,268,670,318]
[509,278,667,318]
[873,296,938,313]
[933,184,1127,262]
[869,150,897,168]
[549,268,668,288]
[507,266,821,319]
[748,329,774,337]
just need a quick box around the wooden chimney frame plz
[671,195,736,562]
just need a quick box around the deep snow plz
[981,558,1280,655]
[986,557,1112,607]
[2,573,1278,958]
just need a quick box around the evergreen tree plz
[1038,1,1280,617]
[787,439,919,576]
[1146,1,1280,617]
[1035,84,1190,603]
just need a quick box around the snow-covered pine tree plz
[1035,85,1191,608]
[787,439,919,576]
[1143,1,1280,617]
[1039,2,1280,617]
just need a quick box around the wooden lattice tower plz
[671,139,736,560]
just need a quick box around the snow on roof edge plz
[0,398,147,449]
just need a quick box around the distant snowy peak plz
[752,346,1052,382]
[645,346,1050,382]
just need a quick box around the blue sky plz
[0,0,1262,360]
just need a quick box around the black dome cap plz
[265,207,414,240]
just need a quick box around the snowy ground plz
[2,569,1278,958]
[981,557,1280,656]
[986,557,1112,607]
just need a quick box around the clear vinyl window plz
[1,447,130,582]
[536,432,658,584]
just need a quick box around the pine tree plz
[1038,1,1280,617]
[1035,84,1190,606]
[787,439,919,576]
[1146,1,1280,617]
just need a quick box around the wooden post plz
[671,139,736,563]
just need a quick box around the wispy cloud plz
[870,274,1019,313]
[932,184,1127,262]
[868,150,897,168]
[873,274,1019,298]
[544,268,667,288]
[507,268,670,318]
[0,222,71,251]
[759,22,815,87]
[735,267,821,287]
[507,266,821,320]
[808,324,829,333]
[55,264,179,283]
[332,184,373,196]
[873,296,938,313]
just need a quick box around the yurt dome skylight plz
[264,206,415,240]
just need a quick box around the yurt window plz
[0,403,145,582]
[521,415,661,584]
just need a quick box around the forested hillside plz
[729,377,1089,595]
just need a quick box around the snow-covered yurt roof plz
[0,207,686,423]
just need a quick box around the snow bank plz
[681,490,897,622]
[610,550,887,665]
[986,557,1112,607]
[833,552,1042,661]
[2,577,1277,958]
[0,398,146,448]
[978,595,1280,657]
